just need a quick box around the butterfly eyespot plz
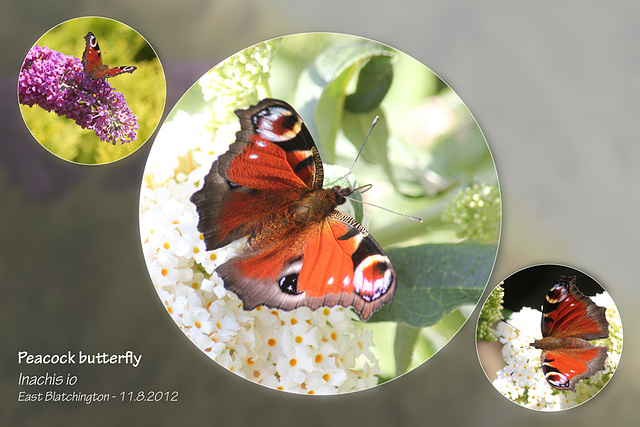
[278,273,301,295]
[546,283,569,304]
[353,255,394,301]
[253,105,302,142]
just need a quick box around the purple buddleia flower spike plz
[18,45,138,145]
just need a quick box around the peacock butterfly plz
[190,98,396,320]
[82,32,137,79]
[531,276,609,391]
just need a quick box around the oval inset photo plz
[476,264,622,410]
[18,16,166,165]
[140,33,500,394]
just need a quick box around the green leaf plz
[312,71,353,164]
[294,40,395,163]
[370,243,497,327]
[344,55,394,112]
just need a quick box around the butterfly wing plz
[539,346,608,391]
[82,32,105,78]
[82,32,136,79]
[191,98,323,251]
[532,275,610,391]
[540,276,609,340]
[95,66,137,78]
[216,210,396,320]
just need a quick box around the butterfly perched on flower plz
[82,32,136,79]
[190,98,396,320]
[530,275,609,391]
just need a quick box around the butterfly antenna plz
[341,116,422,223]
[499,319,533,346]
[341,116,379,189]
[507,348,537,378]
[497,319,538,377]
[345,194,423,223]
[500,319,520,334]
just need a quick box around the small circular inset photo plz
[476,264,622,411]
[18,17,165,165]
[140,33,500,394]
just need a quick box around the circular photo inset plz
[476,264,622,410]
[140,33,500,394]
[18,16,165,165]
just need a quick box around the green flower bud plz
[442,184,500,243]
[477,284,504,342]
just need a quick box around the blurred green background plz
[1,1,638,426]
[19,16,165,164]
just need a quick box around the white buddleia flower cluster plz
[491,294,622,410]
[198,39,279,129]
[140,111,382,394]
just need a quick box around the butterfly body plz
[82,32,136,79]
[533,336,595,351]
[530,276,609,391]
[191,98,396,320]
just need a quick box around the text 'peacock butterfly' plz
[82,32,137,79]
[190,98,396,320]
[531,275,609,391]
